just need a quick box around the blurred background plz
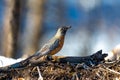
[0,0,120,59]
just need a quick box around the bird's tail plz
[30,51,45,60]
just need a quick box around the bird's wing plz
[35,39,60,56]
[49,39,60,50]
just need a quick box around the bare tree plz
[1,0,13,57]
[11,0,21,58]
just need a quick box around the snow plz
[0,56,24,67]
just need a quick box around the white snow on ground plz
[0,56,24,67]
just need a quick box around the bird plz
[0,26,71,69]
[33,26,71,59]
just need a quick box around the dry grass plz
[1,60,120,80]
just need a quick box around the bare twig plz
[100,66,120,75]
[37,66,43,80]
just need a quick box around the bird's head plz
[56,26,71,37]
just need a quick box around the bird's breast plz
[50,36,64,55]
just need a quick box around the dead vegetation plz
[0,50,120,80]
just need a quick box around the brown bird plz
[34,26,71,59]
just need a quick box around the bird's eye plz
[62,27,66,30]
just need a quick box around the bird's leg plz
[46,55,53,61]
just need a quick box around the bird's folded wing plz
[34,39,60,57]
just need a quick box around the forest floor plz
[0,50,120,80]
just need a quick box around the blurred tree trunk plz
[1,0,20,58]
[2,0,13,57]
[11,0,21,58]
[22,0,45,58]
